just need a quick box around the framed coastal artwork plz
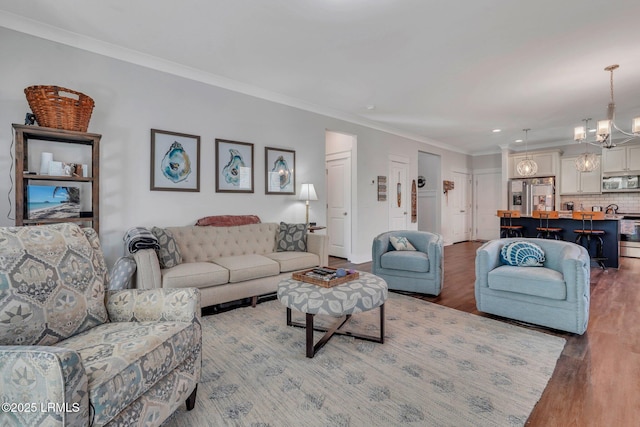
[265,147,295,195]
[150,129,201,192]
[216,139,254,193]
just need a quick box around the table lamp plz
[299,183,318,226]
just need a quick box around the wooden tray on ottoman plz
[292,267,359,288]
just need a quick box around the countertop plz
[519,211,626,220]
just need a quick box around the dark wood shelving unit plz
[13,124,101,234]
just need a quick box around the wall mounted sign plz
[377,176,387,201]
[411,179,417,223]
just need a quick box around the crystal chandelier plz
[574,119,600,172]
[516,128,538,177]
[574,64,640,149]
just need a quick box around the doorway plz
[474,170,501,241]
[451,170,472,242]
[417,151,441,234]
[388,155,409,230]
[325,131,356,260]
[326,153,352,258]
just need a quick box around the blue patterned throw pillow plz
[108,256,137,290]
[500,241,545,267]
[390,236,416,251]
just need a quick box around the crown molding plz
[0,10,468,155]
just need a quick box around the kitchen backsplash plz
[560,193,640,213]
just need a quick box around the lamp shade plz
[299,183,318,201]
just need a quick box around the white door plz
[389,159,409,230]
[326,155,351,258]
[474,172,501,241]
[451,171,472,242]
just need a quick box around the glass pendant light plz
[575,152,600,172]
[516,128,538,177]
[575,119,600,172]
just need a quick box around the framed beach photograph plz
[216,139,254,193]
[150,129,200,192]
[265,147,295,195]
[27,185,80,219]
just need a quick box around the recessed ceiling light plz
[515,139,523,143]
[492,129,501,133]
[366,105,376,110]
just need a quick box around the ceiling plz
[3,0,640,155]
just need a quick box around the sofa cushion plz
[390,236,417,251]
[0,224,109,346]
[214,254,280,282]
[488,265,566,300]
[276,222,307,252]
[151,227,182,268]
[380,251,429,273]
[265,251,320,273]
[162,262,229,289]
[500,241,545,267]
[58,320,196,426]
[167,223,278,262]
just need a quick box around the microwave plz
[602,175,639,192]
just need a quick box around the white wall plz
[472,153,501,170]
[0,28,471,266]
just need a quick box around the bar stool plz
[497,210,523,238]
[532,210,563,239]
[572,211,607,269]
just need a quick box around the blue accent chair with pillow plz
[475,238,591,334]
[372,230,444,295]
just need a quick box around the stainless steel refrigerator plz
[508,177,555,216]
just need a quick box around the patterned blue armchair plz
[0,224,201,426]
[371,230,444,295]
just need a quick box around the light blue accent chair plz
[372,230,444,295]
[475,238,591,335]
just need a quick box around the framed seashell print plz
[215,139,254,193]
[265,147,295,195]
[150,129,200,192]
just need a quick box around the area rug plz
[165,292,566,427]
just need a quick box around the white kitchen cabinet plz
[602,144,640,173]
[560,156,601,195]
[509,150,561,179]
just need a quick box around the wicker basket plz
[24,85,95,132]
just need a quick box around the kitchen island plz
[503,214,620,268]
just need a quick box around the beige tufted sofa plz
[132,223,328,308]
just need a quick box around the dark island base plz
[501,217,619,269]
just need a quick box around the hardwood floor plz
[329,242,640,427]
